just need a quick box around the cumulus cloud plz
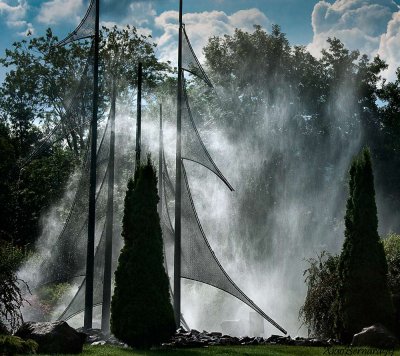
[308,0,400,80]
[155,8,271,65]
[102,0,171,18]
[0,0,27,21]
[378,11,400,79]
[100,2,155,39]
[37,0,84,25]
[0,0,33,35]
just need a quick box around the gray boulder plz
[352,324,399,349]
[15,321,86,354]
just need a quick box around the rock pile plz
[161,328,341,348]
[76,328,127,347]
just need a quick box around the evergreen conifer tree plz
[111,157,175,348]
[336,148,394,342]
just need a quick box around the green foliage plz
[111,157,175,349]
[299,252,339,339]
[384,233,400,296]
[383,233,400,333]
[0,335,38,355]
[100,25,171,97]
[0,242,28,333]
[29,283,71,320]
[336,148,394,342]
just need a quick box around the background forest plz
[1,23,400,335]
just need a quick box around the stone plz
[15,321,86,354]
[161,328,338,349]
[352,324,399,349]
[76,328,104,343]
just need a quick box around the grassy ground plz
[33,344,400,356]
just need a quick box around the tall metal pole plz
[174,0,183,328]
[84,0,99,330]
[101,78,116,335]
[158,104,163,216]
[135,62,143,171]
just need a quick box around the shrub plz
[383,233,400,334]
[111,157,175,348]
[299,251,339,338]
[0,241,28,333]
[0,335,38,355]
[383,233,400,296]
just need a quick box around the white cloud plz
[100,2,155,39]
[0,0,27,21]
[0,0,33,36]
[37,0,83,25]
[129,2,156,27]
[155,8,271,65]
[308,0,400,80]
[378,11,400,80]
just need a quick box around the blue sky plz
[1,0,400,82]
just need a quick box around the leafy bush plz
[299,251,339,338]
[383,233,400,296]
[0,335,38,355]
[383,233,400,334]
[0,241,29,333]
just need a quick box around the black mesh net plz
[158,156,285,334]
[180,163,286,334]
[182,27,212,88]
[182,82,233,191]
[56,0,96,47]
[159,153,190,331]
[34,116,111,288]
[161,156,175,277]
[58,219,106,321]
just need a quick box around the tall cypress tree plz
[111,157,175,348]
[336,148,394,342]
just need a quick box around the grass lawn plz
[33,344,400,356]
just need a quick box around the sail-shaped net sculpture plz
[161,25,287,334]
[19,0,115,325]
[56,0,96,47]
